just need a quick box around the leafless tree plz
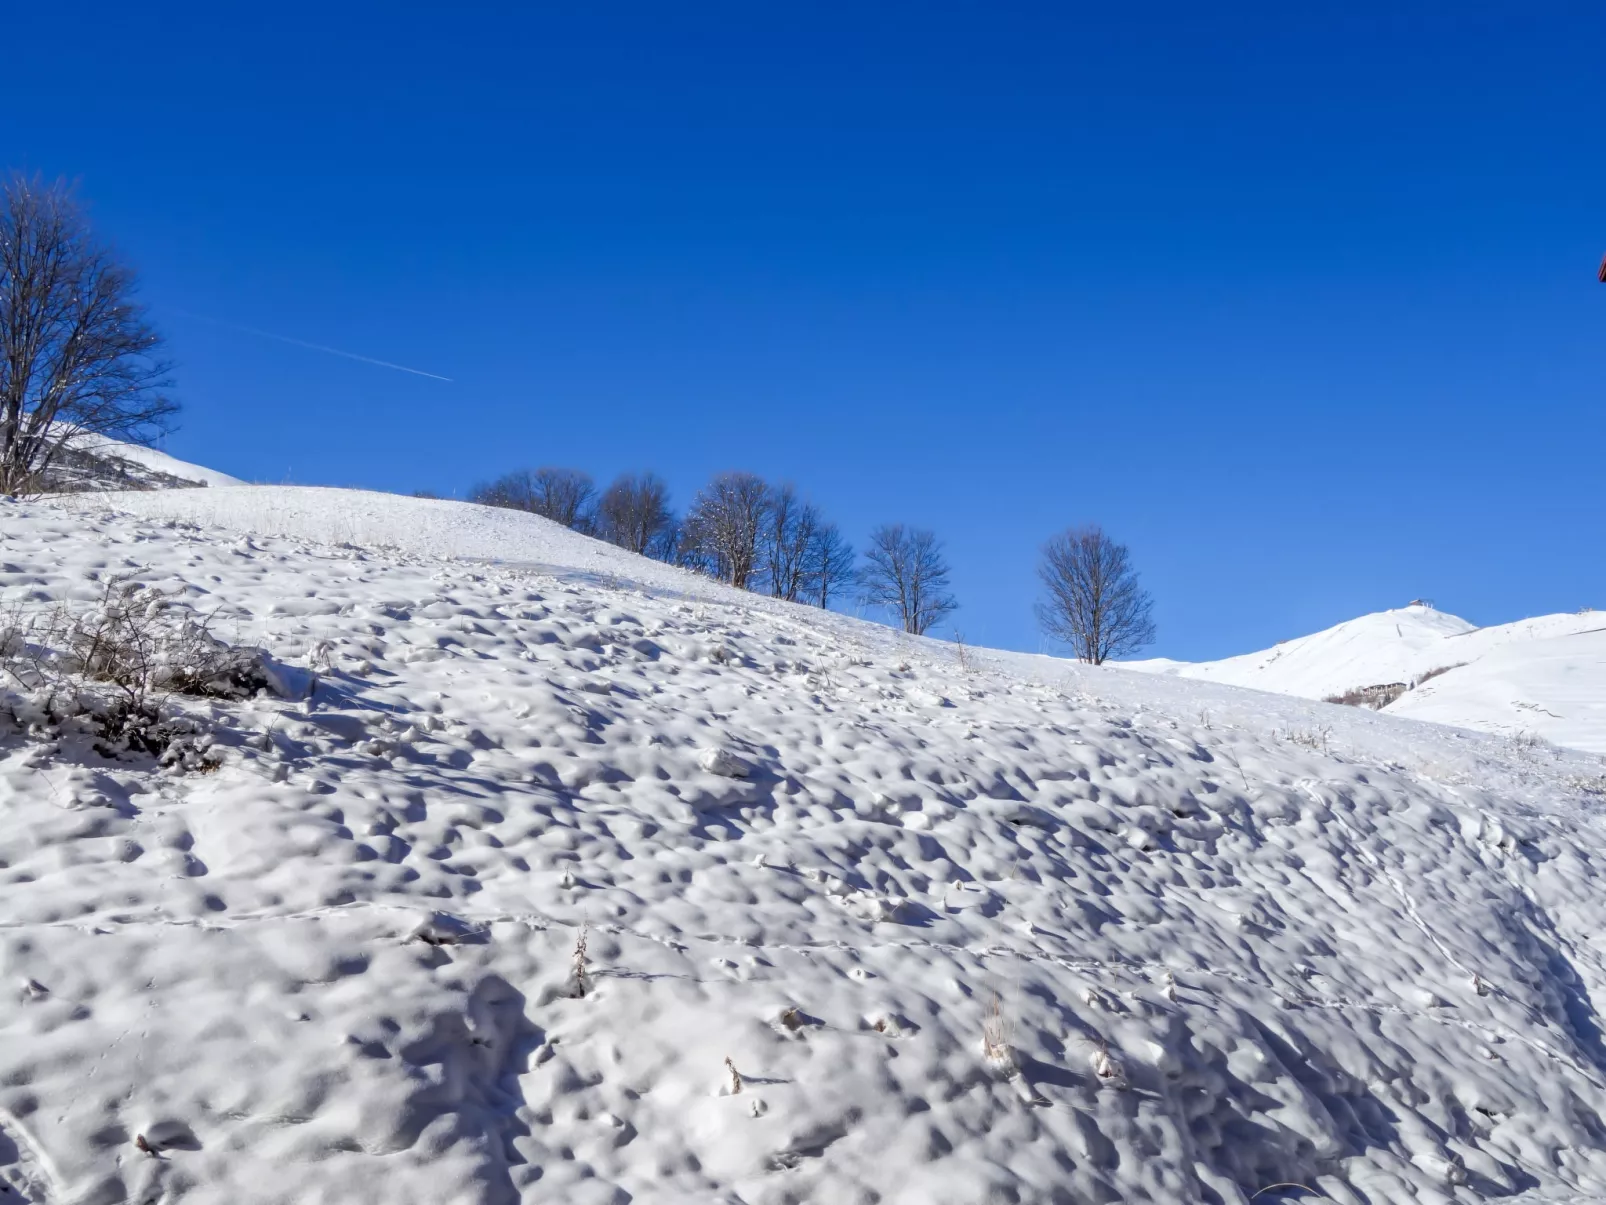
[470,466,596,530]
[761,483,821,601]
[0,174,177,494]
[683,471,771,588]
[858,524,957,635]
[469,468,537,511]
[1036,525,1155,664]
[807,522,855,609]
[597,471,674,556]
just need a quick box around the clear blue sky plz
[5,2,1603,659]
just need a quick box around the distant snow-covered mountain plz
[1125,604,1606,753]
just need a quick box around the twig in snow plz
[569,920,590,998]
[1249,1184,1332,1202]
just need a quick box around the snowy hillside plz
[1128,606,1606,753]
[76,436,246,489]
[3,487,1606,1205]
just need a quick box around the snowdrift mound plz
[1129,605,1606,754]
[1,491,1605,1204]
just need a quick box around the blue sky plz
[4,2,1603,659]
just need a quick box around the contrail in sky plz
[169,309,453,382]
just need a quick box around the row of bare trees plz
[470,465,963,631]
[470,467,858,606]
[470,465,1157,658]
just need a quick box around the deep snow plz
[1128,606,1606,755]
[1,485,1605,1204]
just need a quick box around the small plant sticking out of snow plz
[1088,1039,1126,1089]
[953,631,972,674]
[1080,985,1120,1013]
[981,991,1016,1073]
[1279,725,1333,754]
[723,1056,743,1096]
[1160,969,1178,1003]
[568,921,591,999]
[867,1012,905,1038]
[1509,730,1551,759]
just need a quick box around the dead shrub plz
[1323,683,1406,710]
[0,575,271,764]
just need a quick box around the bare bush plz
[1036,526,1155,664]
[597,471,675,557]
[682,471,771,588]
[0,174,178,494]
[470,466,596,530]
[858,524,957,635]
[1279,725,1333,754]
[0,577,269,762]
[1323,683,1407,709]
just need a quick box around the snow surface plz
[3,486,1606,1204]
[1127,606,1606,754]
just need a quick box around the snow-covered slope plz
[3,488,1606,1204]
[74,436,246,488]
[1128,606,1606,753]
[1389,626,1606,755]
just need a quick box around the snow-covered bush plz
[0,576,271,762]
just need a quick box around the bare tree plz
[858,524,957,635]
[683,471,771,588]
[761,483,821,601]
[0,175,177,494]
[597,471,674,556]
[807,522,855,609]
[1036,525,1155,664]
[470,466,596,530]
[469,469,538,511]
